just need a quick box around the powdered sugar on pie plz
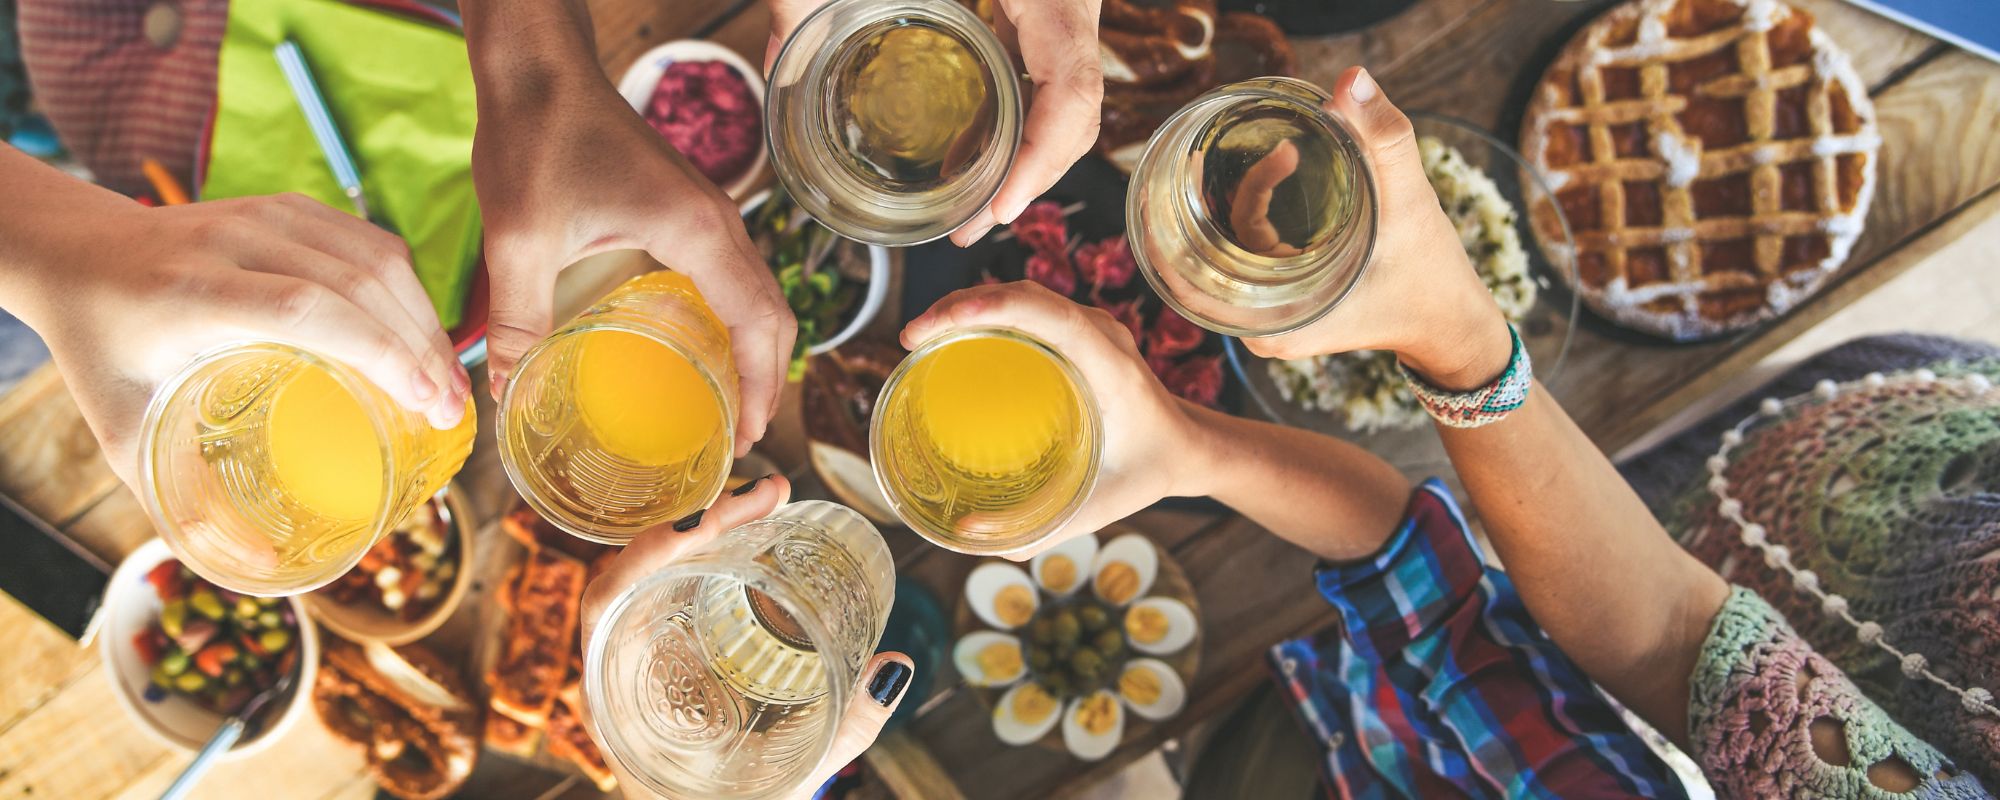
[1520,0,1879,341]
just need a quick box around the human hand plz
[580,475,915,799]
[767,0,1105,247]
[1241,67,1514,391]
[900,281,1207,561]
[22,193,469,486]
[470,73,792,454]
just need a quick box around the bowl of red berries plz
[100,538,317,756]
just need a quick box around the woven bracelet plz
[1397,326,1532,429]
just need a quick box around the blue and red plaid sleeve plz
[1272,479,1689,799]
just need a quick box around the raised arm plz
[901,282,1411,563]
[0,145,467,485]
[1244,67,1736,745]
[458,0,793,454]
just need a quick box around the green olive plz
[1078,605,1109,632]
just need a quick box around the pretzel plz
[1522,0,1878,341]
[313,640,479,800]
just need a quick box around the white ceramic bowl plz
[739,188,892,355]
[306,484,476,646]
[618,39,769,201]
[100,538,318,758]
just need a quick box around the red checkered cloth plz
[18,0,227,195]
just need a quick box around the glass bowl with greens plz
[741,187,891,379]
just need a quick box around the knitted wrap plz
[1692,587,1989,798]
[1666,352,2000,787]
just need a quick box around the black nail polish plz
[731,473,774,497]
[867,661,912,707]
[672,511,704,532]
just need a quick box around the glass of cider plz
[140,343,475,596]
[765,0,1022,246]
[869,328,1102,555]
[498,271,738,545]
[586,500,894,800]
[1128,77,1380,337]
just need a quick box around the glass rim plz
[139,341,398,596]
[1127,76,1383,338]
[764,0,1024,246]
[583,554,848,800]
[867,326,1104,555]
[496,319,737,545]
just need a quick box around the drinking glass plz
[765,0,1022,245]
[141,343,475,596]
[585,501,895,800]
[1128,77,1380,337]
[498,270,738,545]
[869,327,1103,555]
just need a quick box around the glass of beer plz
[585,500,895,800]
[141,343,475,596]
[869,327,1103,555]
[765,0,1023,245]
[498,270,738,545]
[1127,77,1380,337]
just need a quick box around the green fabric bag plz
[200,0,481,328]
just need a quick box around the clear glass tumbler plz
[585,501,895,799]
[869,327,1103,555]
[765,0,1022,245]
[498,270,739,545]
[141,343,475,595]
[1128,77,1380,337]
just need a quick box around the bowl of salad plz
[100,538,318,757]
[741,187,891,379]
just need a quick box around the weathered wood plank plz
[0,366,121,526]
[0,663,173,798]
[0,593,94,735]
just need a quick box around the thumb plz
[816,654,913,779]
[481,250,558,401]
[1325,67,1420,183]
[765,0,827,73]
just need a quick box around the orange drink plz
[870,328,1101,554]
[141,344,475,595]
[498,271,737,544]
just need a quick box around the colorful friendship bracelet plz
[1397,326,1532,429]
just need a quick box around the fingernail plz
[410,369,438,404]
[997,196,1029,225]
[958,222,995,248]
[1350,68,1378,104]
[731,474,774,497]
[867,661,912,706]
[451,367,472,396]
[672,511,704,532]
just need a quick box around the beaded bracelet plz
[1397,326,1532,429]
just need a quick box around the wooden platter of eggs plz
[950,528,1201,761]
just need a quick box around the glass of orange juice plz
[497,271,738,545]
[140,343,475,596]
[869,327,1102,555]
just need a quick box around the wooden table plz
[1,0,1995,798]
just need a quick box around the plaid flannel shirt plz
[1271,479,1688,799]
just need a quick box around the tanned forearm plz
[1180,402,1411,563]
[1415,309,1730,746]
[460,0,607,110]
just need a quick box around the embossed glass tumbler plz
[584,501,895,800]
[498,270,738,545]
[141,342,475,596]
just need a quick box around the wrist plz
[1394,272,1513,393]
[1163,399,1229,499]
[462,0,607,112]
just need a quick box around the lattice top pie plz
[1521,0,1879,341]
